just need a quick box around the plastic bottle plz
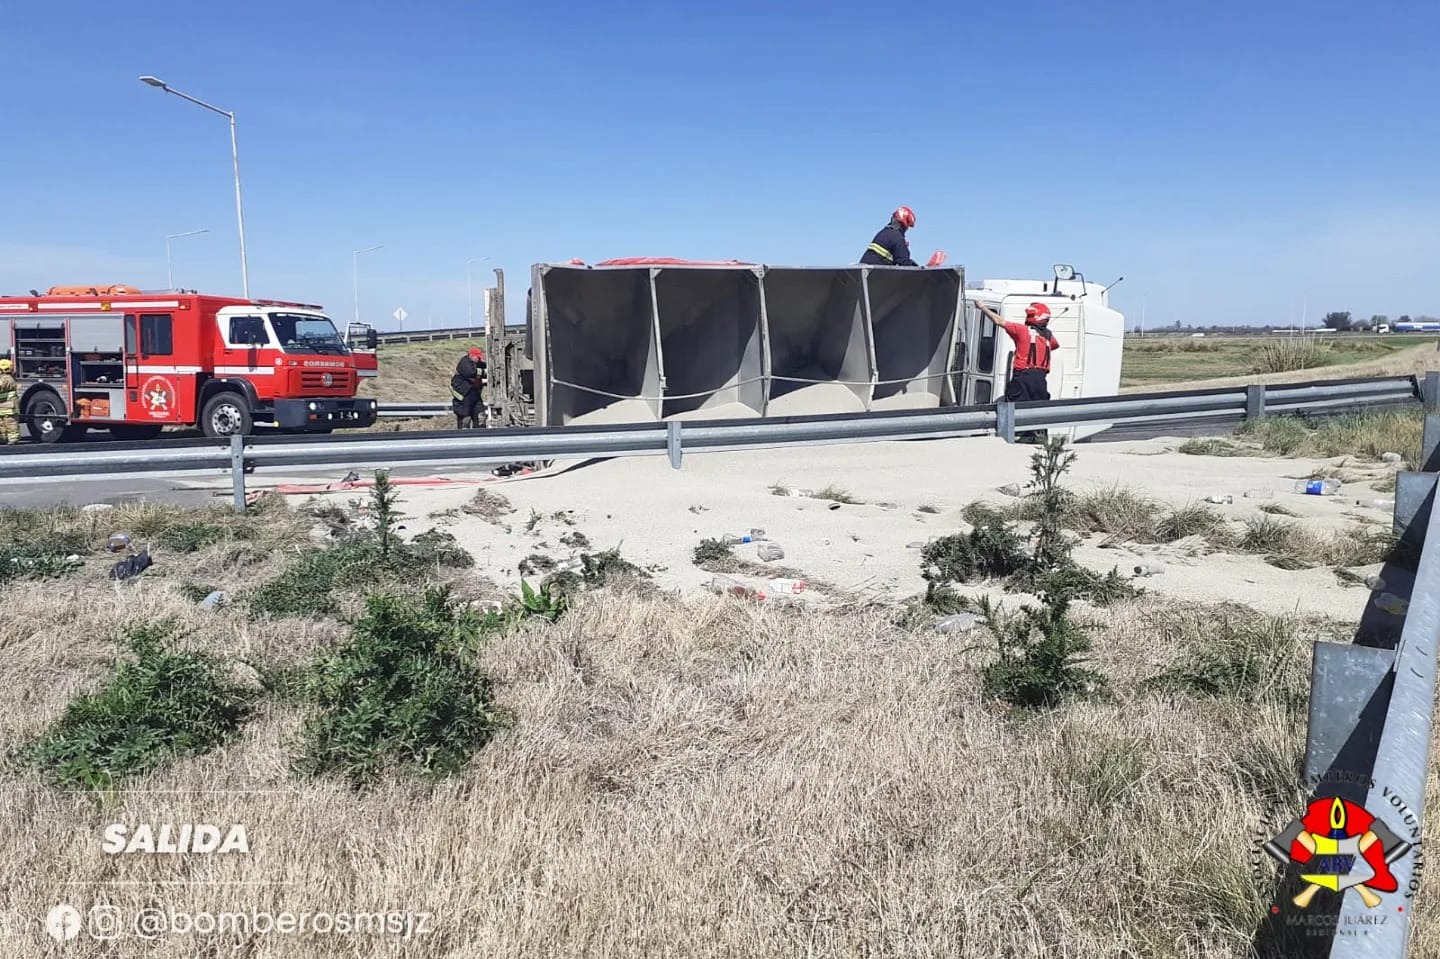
[1293,479,1342,496]
[105,532,132,553]
[198,590,227,610]
[756,542,785,561]
[720,529,768,545]
[1133,562,1166,578]
[768,578,806,595]
[933,613,981,634]
[708,575,765,600]
[1205,494,1233,505]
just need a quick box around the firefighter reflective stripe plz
[867,242,894,263]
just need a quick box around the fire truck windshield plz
[268,313,348,355]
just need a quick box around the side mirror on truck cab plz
[366,330,378,350]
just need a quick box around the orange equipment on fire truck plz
[0,286,380,443]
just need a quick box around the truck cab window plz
[229,316,268,346]
[977,316,996,373]
[139,314,173,356]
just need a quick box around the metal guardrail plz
[372,326,486,346]
[0,373,1423,492]
[1282,373,1440,957]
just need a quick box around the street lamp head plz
[139,75,167,88]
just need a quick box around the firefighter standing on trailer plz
[978,301,1060,401]
[451,347,487,429]
[859,207,946,268]
[0,359,18,444]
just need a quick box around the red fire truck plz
[0,286,380,443]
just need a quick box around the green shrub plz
[693,538,737,570]
[920,520,1029,585]
[250,477,473,618]
[296,587,509,789]
[1177,438,1247,457]
[977,594,1107,709]
[19,624,253,790]
[0,541,84,584]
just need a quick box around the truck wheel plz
[109,424,165,441]
[26,392,85,444]
[200,392,253,438]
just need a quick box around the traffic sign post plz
[393,307,408,330]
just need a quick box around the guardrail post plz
[1422,414,1440,473]
[1424,371,1440,412]
[230,435,246,512]
[1394,471,1437,542]
[996,401,1016,443]
[1244,384,1265,421]
[667,420,683,470]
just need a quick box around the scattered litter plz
[827,502,842,511]
[109,551,152,581]
[1382,452,1404,464]
[341,470,360,483]
[1133,562,1166,578]
[997,483,1023,498]
[198,590,227,610]
[720,529,767,545]
[1366,575,1387,591]
[768,578,806,595]
[772,487,814,498]
[105,532,132,553]
[757,542,785,562]
[1243,489,1278,499]
[1205,494,1233,505]
[1293,479,1342,496]
[933,613,981,634]
[81,503,114,513]
[707,575,765,601]
[1374,592,1409,616]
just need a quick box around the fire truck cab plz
[0,287,380,443]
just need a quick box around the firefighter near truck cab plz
[0,286,379,443]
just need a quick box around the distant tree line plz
[1129,313,1437,334]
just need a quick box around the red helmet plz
[893,206,916,230]
[468,347,484,360]
[1024,302,1051,325]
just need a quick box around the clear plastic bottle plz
[768,578,806,595]
[721,529,768,545]
[106,532,132,553]
[756,542,785,561]
[1293,479,1342,496]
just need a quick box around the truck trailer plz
[479,261,1125,440]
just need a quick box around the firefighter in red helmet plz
[451,347,487,429]
[977,300,1060,439]
[859,207,946,268]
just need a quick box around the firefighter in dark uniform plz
[451,347,487,429]
[860,206,920,266]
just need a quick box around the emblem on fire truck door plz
[139,376,176,420]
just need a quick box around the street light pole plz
[467,256,491,329]
[139,76,249,298]
[353,245,383,326]
[164,229,208,290]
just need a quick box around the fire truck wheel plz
[200,392,253,438]
[26,392,85,444]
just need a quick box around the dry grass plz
[1251,337,1330,374]
[5,492,1440,957]
[358,341,474,403]
[964,487,1230,548]
[1236,517,1394,570]
[4,562,1397,957]
[1238,410,1424,466]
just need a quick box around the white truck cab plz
[956,265,1126,440]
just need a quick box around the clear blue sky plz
[4,0,1436,330]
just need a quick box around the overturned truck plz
[482,259,1125,439]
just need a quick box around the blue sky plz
[3,0,1436,330]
